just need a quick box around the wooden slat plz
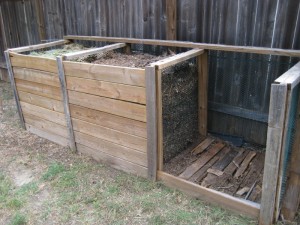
[151,49,204,70]
[179,143,225,180]
[13,67,59,87]
[234,151,256,178]
[189,156,219,183]
[10,52,57,73]
[72,118,147,152]
[57,56,77,152]
[15,79,62,100]
[191,137,214,155]
[66,76,146,104]
[18,91,64,113]
[74,131,147,166]
[9,39,69,53]
[77,144,147,178]
[64,35,300,57]
[198,52,208,136]
[20,101,66,126]
[34,0,46,41]
[260,83,288,225]
[70,104,147,138]
[63,43,126,60]
[68,90,146,122]
[275,61,300,89]
[4,51,25,129]
[145,66,158,180]
[63,61,145,87]
[25,124,69,147]
[24,113,68,138]
[157,171,260,218]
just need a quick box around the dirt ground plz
[0,80,297,225]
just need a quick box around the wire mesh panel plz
[161,58,199,163]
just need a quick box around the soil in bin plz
[82,51,169,68]
[164,136,265,203]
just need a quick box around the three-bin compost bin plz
[5,36,300,224]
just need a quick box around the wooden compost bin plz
[5,36,300,224]
[5,40,70,147]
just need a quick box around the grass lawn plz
[0,80,294,225]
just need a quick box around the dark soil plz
[162,61,199,163]
[84,51,169,68]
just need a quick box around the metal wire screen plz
[280,83,300,204]
[161,58,199,163]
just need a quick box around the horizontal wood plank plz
[63,43,126,60]
[9,39,69,53]
[20,101,66,126]
[10,52,57,73]
[77,144,147,178]
[68,90,146,122]
[70,104,147,138]
[64,35,300,57]
[63,61,145,87]
[151,49,204,69]
[72,118,147,152]
[15,79,62,100]
[24,113,68,138]
[74,131,147,166]
[157,171,260,218]
[66,76,146,104]
[25,123,69,147]
[275,61,300,89]
[13,67,60,87]
[18,91,64,113]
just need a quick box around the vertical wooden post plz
[4,51,25,129]
[34,0,46,42]
[166,0,177,40]
[198,51,208,136]
[145,65,158,180]
[124,43,131,54]
[259,83,288,225]
[281,94,300,221]
[56,56,77,152]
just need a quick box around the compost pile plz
[82,51,169,68]
[162,61,199,162]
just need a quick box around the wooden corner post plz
[259,83,289,225]
[198,51,208,136]
[56,56,77,152]
[4,51,26,129]
[145,65,158,181]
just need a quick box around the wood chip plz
[234,151,256,178]
[179,143,224,180]
[191,137,214,155]
[207,168,223,176]
[236,187,250,196]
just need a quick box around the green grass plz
[42,163,65,181]
[10,213,27,225]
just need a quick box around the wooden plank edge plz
[9,39,70,53]
[57,56,77,152]
[4,51,25,129]
[157,171,260,218]
[275,61,300,89]
[25,123,69,147]
[151,49,204,69]
[145,66,158,181]
[63,35,300,57]
[63,43,126,60]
